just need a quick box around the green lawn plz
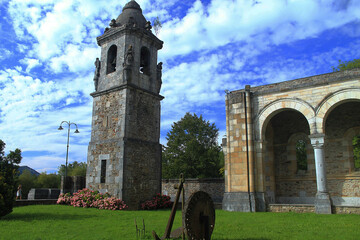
[1,205,360,239]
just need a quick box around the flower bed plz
[57,188,127,211]
[141,193,172,210]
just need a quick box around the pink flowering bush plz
[141,193,173,210]
[57,188,127,211]
[93,197,127,210]
[56,192,72,205]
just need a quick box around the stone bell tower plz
[86,0,164,209]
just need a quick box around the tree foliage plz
[353,135,360,169]
[36,173,60,188]
[296,140,307,171]
[17,161,84,199]
[58,161,87,177]
[153,16,162,36]
[18,171,61,199]
[18,170,37,199]
[0,140,22,217]
[162,113,223,179]
[332,59,360,72]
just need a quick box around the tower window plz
[296,139,307,171]
[353,135,360,170]
[140,46,150,75]
[107,45,117,74]
[101,160,106,183]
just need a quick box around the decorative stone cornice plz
[90,83,164,100]
[97,26,163,49]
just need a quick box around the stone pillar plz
[309,134,332,214]
[254,140,266,211]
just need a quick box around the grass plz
[1,205,360,240]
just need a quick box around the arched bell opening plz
[140,46,150,75]
[107,45,117,74]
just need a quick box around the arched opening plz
[107,45,117,74]
[264,109,314,204]
[140,46,150,75]
[323,101,360,203]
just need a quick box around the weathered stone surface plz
[86,0,163,209]
[224,69,360,212]
[222,192,255,212]
[162,178,224,203]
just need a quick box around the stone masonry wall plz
[226,69,360,209]
[87,89,127,198]
[123,139,161,207]
[225,93,249,193]
[162,178,224,203]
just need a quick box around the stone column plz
[309,134,332,214]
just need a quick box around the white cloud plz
[158,0,360,59]
[7,0,128,73]
[2,0,360,172]
[49,45,99,73]
[0,48,11,61]
[19,58,41,72]
[0,68,93,162]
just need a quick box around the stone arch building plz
[223,69,360,214]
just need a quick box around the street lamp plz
[58,121,80,193]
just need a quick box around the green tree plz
[18,170,37,199]
[162,113,223,179]
[35,172,60,189]
[0,140,22,217]
[296,140,307,171]
[353,135,360,169]
[58,161,87,177]
[332,59,360,72]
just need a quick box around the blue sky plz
[0,0,359,173]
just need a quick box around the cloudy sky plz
[0,0,359,173]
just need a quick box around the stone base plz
[315,192,332,214]
[222,192,256,212]
[255,192,266,212]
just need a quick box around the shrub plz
[18,170,37,199]
[0,140,22,218]
[141,193,173,210]
[56,192,72,205]
[57,188,127,211]
[93,197,127,210]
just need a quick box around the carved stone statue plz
[109,19,117,28]
[156,62,163,93]
[124,45,134,67]
[93,58,101,91]
[127,17,136,28]
[145,21,152,31]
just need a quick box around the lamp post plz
[58,121,79,193]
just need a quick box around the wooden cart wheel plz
[183,191,215,240]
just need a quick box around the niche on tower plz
[107,45,117,74]
[140,46,150,75]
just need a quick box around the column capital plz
[309,133,325,149]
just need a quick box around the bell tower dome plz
[87,0,164,209]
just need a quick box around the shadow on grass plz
[1,212,95,222]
